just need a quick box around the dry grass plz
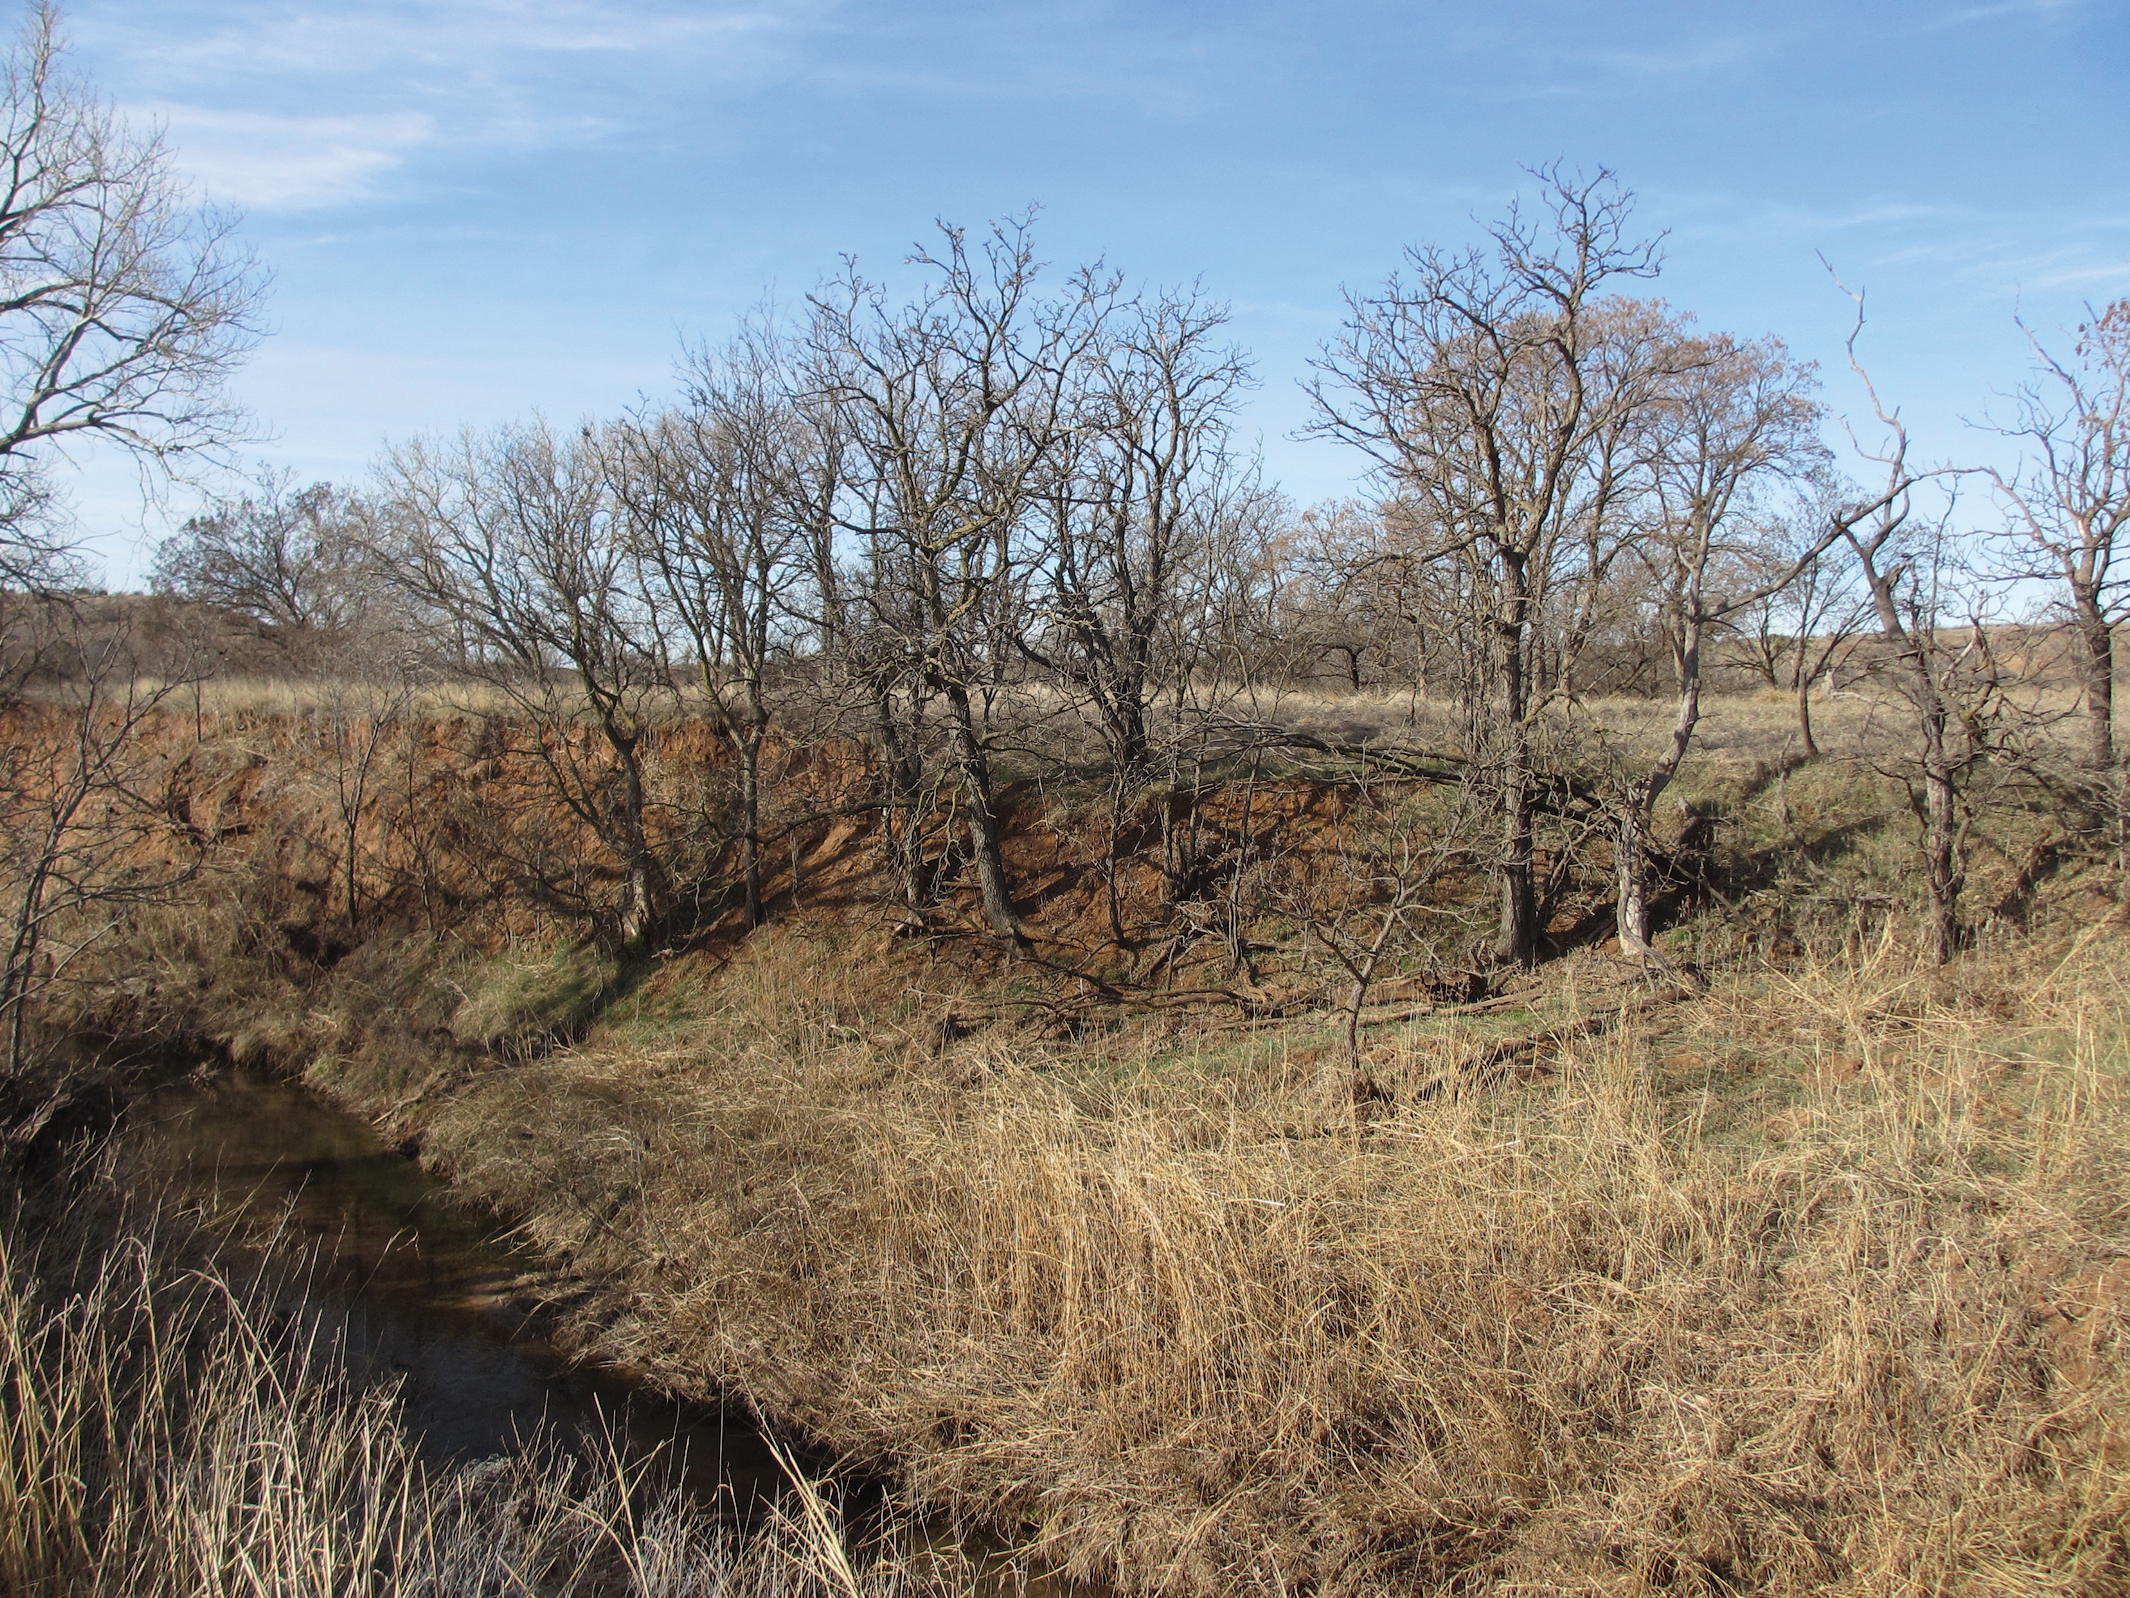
[0,1178,1004,1597]
[392,919,2130,1596]
[120,673,536,720]
[1267,681,2085,780]
[25,676,2129,1594]
[98,675,1933,752]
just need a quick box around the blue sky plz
[47,0,2130,584]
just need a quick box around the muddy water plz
[131,1068,787,1516]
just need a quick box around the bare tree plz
[1984,299,2130,773]
[0,474,63,596]
[1608,326,1826,958]
[0,0,263,703]
[149,471,376,642]
[1308,167,1664,967]
[612,324,835,929]
[1281,501,1449,704]
[382,422,679,952]
[1017,287,1256,944]
[0,4,262,531]
[1734,482,1870,759]
[0,618,202,1112]
[1832,289,1991,963]
[1853,512,2001,965]
[1294,782,1472,1076]
[807,219,1111,942]
[1286,516,1371,692]
[315,674,415,932]
[1031,285,1251,784]
[0,3,261,1123]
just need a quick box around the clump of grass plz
[448,936,619,1054]
[0,1181,995,1597]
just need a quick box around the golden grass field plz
[385,916,2129,1596]
[12,682,2128,1595]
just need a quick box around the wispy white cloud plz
[1640,182,2130,326]
[1922,0,2086,27]
[138,104,437,209]
[80,0,1288,167]
[72,0,827,208]
[1650,187,1971,251]
[80,1,811,81]
[1588,36,1771,78]
[2023,259,2130,291]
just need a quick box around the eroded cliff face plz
[39,699,1401,1079]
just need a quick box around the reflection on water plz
[131,1068,783,1516]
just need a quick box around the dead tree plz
[0,4,261,527]
[1610,327,1827,958]
[148,472,379,654]
[612,324,835,929]
[0,617,204,1105]
[316,674,415,932]
[1293,781,1474,1075]
[1734,482,1870,759]
[1032,285,1250,788]
[382,422,679,952]
[1833,287,1991,964]
[0,5,260,1118]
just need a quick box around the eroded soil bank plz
[39,710,2130,1594]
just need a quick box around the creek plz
[129,1066,789,1516]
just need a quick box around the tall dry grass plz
[0,1184,1000,1598]
[47,672,2126,1592]
[408,922,2130,1596]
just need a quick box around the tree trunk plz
[1115,690,1149,792]
[1493,591,1537,969]
[874,694,929,917]
[1922,758,1963,964]
[1103,775,1130,949]
[1615,782,1654,958]
[1905,661,1964,965]
[733,713,768,930]
[1855,544,1968,966]
[942,683,1025,943]
[1794,672,1820,760]
[3,845,56,1080]
[611,736,668,953]
[1616,600,1710,964]
[738,750,762,929]
[2074,600,2115,772]
[1496,745,1537,967]
[337,719,363,931]
[619,854,662,952]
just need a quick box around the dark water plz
[130,1068,786,1517]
